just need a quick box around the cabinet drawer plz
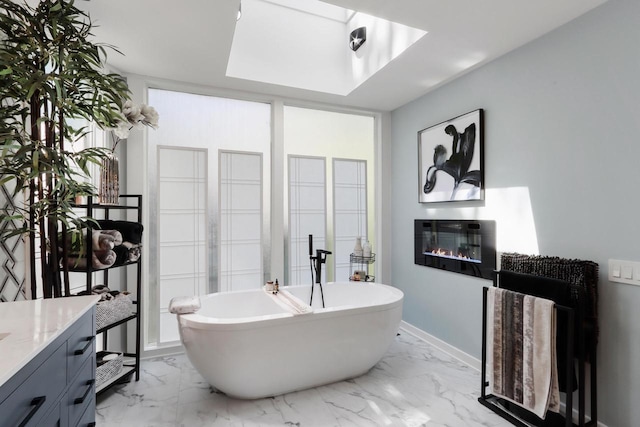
[0,342,67,427]
[40,400,64,427]
[67,354,95,427]
[67,310,95,382]
[77,399,97,427]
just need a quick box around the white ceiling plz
[226,0,427,96]
[78,0,607,112]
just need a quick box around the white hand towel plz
[169,296,201,314]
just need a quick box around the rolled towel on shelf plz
[169,296,201,314]
[61,229,122,252]
[98,220,144,244]
[65,256,84,269]
[94,249,117,269]
[66,248,117,270]
[127,245,141,262]
[92,229,123,250]
[106,242,142,267]
[112,245,131,266]
[62,228,142,269]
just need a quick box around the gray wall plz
[390,1,639,426]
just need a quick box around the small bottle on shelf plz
[354,237,363,257]
[363,240,371,258]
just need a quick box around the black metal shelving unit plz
[73,194,142,396]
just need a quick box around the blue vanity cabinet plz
[0,342,67,426]
[66,352,96,426]
[0,306,97,427]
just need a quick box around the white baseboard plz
[398,321,608,427]
[399,320,481,371]
[141,343,184,360]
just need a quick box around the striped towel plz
[487,287,559,418]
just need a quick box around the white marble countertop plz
[0,295,100,388]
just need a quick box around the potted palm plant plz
[0,0,132,298]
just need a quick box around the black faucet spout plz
[314,249,332,284]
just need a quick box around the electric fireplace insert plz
[414,219,496,279]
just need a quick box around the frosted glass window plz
[157,147,207,344]
[333,159,368,281]
[147,89,271,348]
[219,151,263,291]
[288,156,326,286]
[283,106,375,285]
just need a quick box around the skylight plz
[226,0,427,95]
[261,0,355,23]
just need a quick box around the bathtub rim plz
[178,282,403,331]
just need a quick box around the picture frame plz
[418,109,484,203]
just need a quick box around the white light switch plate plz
[609,259,640,286]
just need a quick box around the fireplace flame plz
[424,248,481,263]
[431,248,470,260]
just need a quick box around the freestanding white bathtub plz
[175,281,403,399]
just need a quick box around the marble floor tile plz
[97,331,513,426]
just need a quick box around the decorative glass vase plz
[99,153,119,205]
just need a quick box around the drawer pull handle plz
[74,379,95,405]
[74,336,95,356]
[18,395,46,427]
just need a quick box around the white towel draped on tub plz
[487,287,559,419]
[266,288,313,315]
[278,290,313,315]
[169,296,201,314]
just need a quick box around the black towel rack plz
[478,271,598,427]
